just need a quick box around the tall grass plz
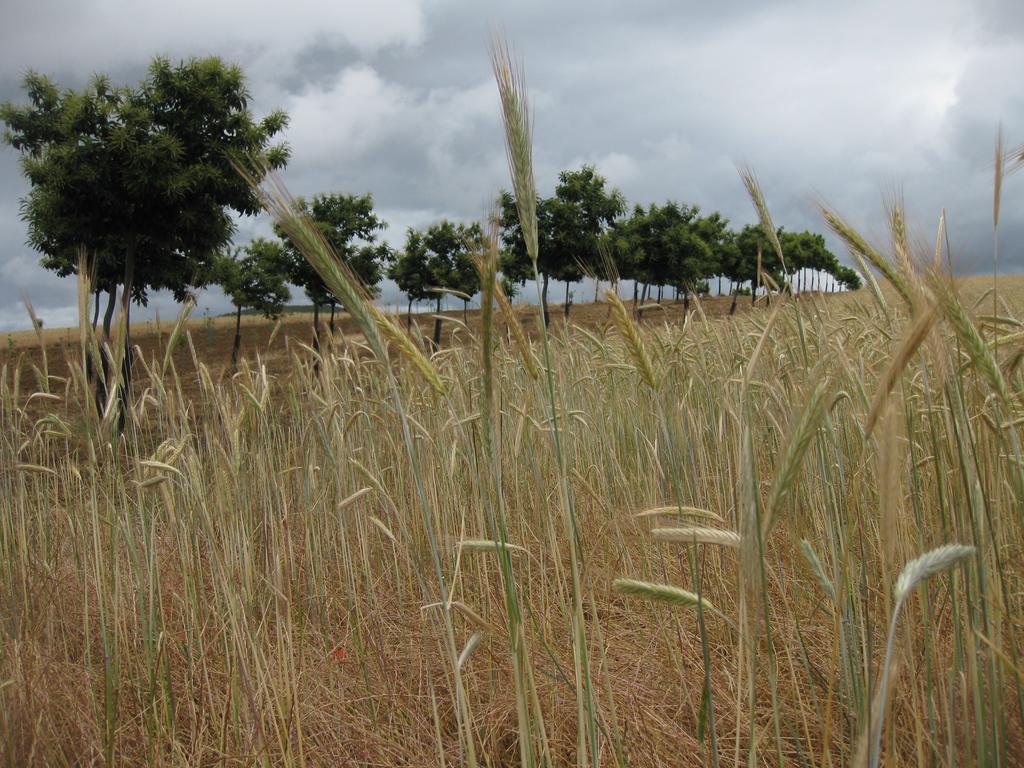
[0,51,1023,768]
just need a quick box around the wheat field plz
[1,253,1023,765]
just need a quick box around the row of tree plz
[216,207,487,359]
[499,166,862,322]
[3,58,863,370]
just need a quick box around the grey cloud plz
[2,0,1024,330]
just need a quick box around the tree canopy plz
[274,191,392,340]
[389,219,483,341]
[276,192,389,305]
[392,221,483,305]
[499,164,624,319]
[0,57,290,320]
[217,238,291,320]
[215,237,291,365]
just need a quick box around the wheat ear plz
[613,579,714,611]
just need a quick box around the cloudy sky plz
[1,0,1023,331]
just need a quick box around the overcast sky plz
[2,0,1023,331]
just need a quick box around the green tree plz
[1,58,289,337]
[446,224,484,320]
[612,202,713,314]
[389,229,435,326]
[275,192,389,344]
[549,165,625,317]
[215,238,291,366]
[500,165,624,323]
[777,230,837,292]
[658,202,714,313]
[835,265,863,291]
[732,225,784,309]
[394,220,483,346]
[693,211,736,297]
[1,57,289,418]
[498,191,555,317]
[605,205,647,311]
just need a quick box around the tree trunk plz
[683,289,690,316]
[432,296,442,349]
[232,304,242,368]
[312,303,321,355]
[730,287,738,315]
[329,302,336,333]
[92,286,101,329]
[407,297,413,329]
[657,285,663,303]
[117,240,136,433]
[755,244,762,304]
[717,275,722,296]
[102,286,117,340]
[564,280,571,319]
[541,273,550,327]
[463,299,468,323]
[94,285,118,417]
[632,280,638,314]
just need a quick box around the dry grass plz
[0,267,1022,765]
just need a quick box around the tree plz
[693,211,735,296]
[622,204,666,302]
[498,191,555,319]
[777,230,837,293]
[835,265,863,291]
[548,166,625,317]
[389,229,436,327]
[275,192,389,346]
[611,202,713,314]
[393,220,483,347]
[605,206,647,311]
[2,59,289,329]
[657,202,714,313]
[1,57,289,415]
[732,225,784,309]
[215,239,291,366]
[1,75,126,335]
[500,165,624,323]
[447,226,484,321]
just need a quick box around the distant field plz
[1,274,1018,415]
[0,290,792,396]
[3,273,1017,352]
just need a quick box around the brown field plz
[3,272,1015,361]
[0,290,798,401]
[1,273,1022,766]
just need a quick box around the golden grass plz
[1,270,1022,765]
